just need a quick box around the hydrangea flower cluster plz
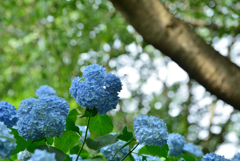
[135,156,161,161]
[0,101,18,128]
[77,126,90,143]
[100,140,129,161]
[36,85,57,98]
[167,133,186,156]
[17,149,32,161]
[133,115,168,147]
[70,154,86,161]
[232,153,240,161]
[69,64,122,115]
[0,121,16,160]
[183,143,203,157]
[202,152,227,161]
[28,149,56,161]
[17,96,69,140]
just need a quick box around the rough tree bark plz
[110,0,240,110]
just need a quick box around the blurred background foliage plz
[1,0,240,158]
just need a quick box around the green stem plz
[75,117,91,161]
[120,142,139,161]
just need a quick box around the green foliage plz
[88,114,113,136]
[54,130,80,153]
[35,145,66,161]
[117,126,134,142]
[86,134,119,150]
[138,144,169,158]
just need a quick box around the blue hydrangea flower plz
[17,96,69,140]
[133,115,168,147]
[28,149,56,161]
[36,85,57,98]
[82,64,106,85]
[70,154,86,161]
[100,139,129,161]
[135,156,161,161]
[0,121,16,160]
[77,126,90,143]
[167,133,186,156]
[232,153,240,161]
[103,73,122,94]
[0,101,18,128]
[69,64,122,115]
[183,143,203,157]
[202,152,227,161]
[17,149,32,161]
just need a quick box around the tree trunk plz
[110,0,240,110]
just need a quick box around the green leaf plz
[142,156,147,161]
[70,145,89,159]
[117,126,133,142]
[46,137,54,145]
[68,109,80,122]
[114,138,135,158]
[146,144,169,158]
[27,140,45,153]
[65,154,72,161]
[10,128,32,155]
[138,144,169,158]
[88,114,113,136]
[177,154,196,161]
[36,145,66,161]
[80,108,98,118]
[86,134,119,150]
[54,130,80,153]
[65,117,80,133]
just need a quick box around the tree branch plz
[110,0,240,110]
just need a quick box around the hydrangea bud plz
[0,101,18,128]
[232,153,240,161]
[69,64,122,115]
[100,139,129,161]
[70,154,86,161]
[183,143,203,157]
[36,85,57,98]
[0,121,16,160]
[167,133,186,156]
[17,96,69,140]
[133,115,168,147]
[202,152,227,161]
[17,149,31,161]
[28,149,56,161]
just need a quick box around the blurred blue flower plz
[70,154,86,161]
[28,149,56,161]
[17,149,31,161]
[202,152,227,161]
[69,64,122,115]
[77,126,90,143]
[232,153,240,161]
[133,115,168,147]
[36,85,57,98]
[100,139,129,161]
[0,101,18,128]
[0,121,16,160]
[167,133,185,156]
[183,143,203,157]
[17,96,69,140]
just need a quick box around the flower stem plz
[75,117,91,161]
[120,142,139,161]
